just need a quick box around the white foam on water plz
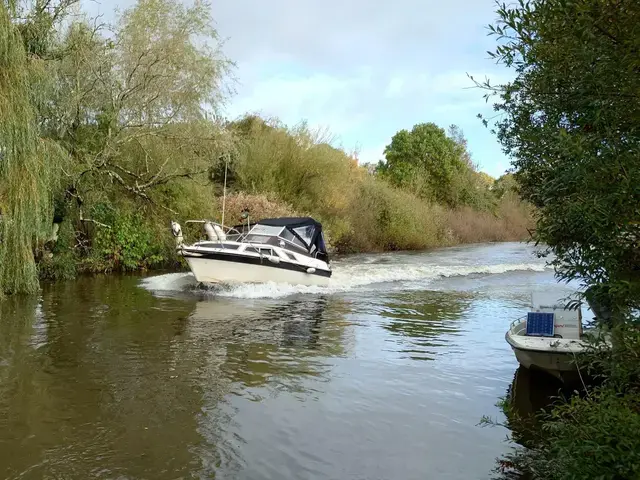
[139,272,197,291]
[139,261,549,299]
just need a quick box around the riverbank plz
[1,1,532,295]
[38,185,531,281]
[37,117,532,281]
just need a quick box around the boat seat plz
[526,312,555,337]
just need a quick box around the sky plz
[83,0,515,178]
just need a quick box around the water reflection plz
[1,279,206,479]
[0,277,350,480]
[502,366,570,448]
[379,290,473,360]
[188,296,350,395]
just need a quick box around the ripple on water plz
[1,243,579,480]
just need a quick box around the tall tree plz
[376,122,468,205]
[481,0,640,322]
[447,124,474,169]
[43,0,235,216]
[1,0,234,295]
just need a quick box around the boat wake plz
[139,260,549,299]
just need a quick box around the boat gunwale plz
[505,331,586,354]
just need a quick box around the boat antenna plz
[221,154,228,228]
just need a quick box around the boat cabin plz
[234,217,330,263]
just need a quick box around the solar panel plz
[526,312,555,337]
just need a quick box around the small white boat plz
[170,216,332,287]
[505,293,605,380]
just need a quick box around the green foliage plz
[376,122,502,211]
[7,1,79,58]
[377,122,469,205]
[492,173,518,200]
[483,0,640,321]
[0,3,68,296]
[86,204,166,272]
[1,0,232,289]
[37,219,78,281]
[540,390,640,480]
[482,1,640,478]
[496,390,640,480]
[34,0,234,233]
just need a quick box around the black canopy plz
[258,217,321,229]
[257,217,328,259]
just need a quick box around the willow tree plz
[46,0,235,214]
[0,3,67,296]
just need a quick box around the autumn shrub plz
[230,116,359,245]
[82,203,167,272]
[332,177,449,252]
[232,117,358,218]
[445,196,532,244]
[228,115,530,253]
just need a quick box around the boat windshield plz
[247,224,285,237]
[293,226,315,246]
[279,228,307,248]
[244,217,329,261]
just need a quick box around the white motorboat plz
[505,293,607,380]
[170,216,332,287]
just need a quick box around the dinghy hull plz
[507,338,579,373]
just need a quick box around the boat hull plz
[509,345,577,373]
[505,329,588,381]
[184,256,331,287]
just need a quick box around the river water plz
[0,242,585,480]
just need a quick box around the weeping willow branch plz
[0,4,68,296]
[104,169,180,215]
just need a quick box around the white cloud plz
[227,68,375,135]
[211,0,498,72]
[83,0,515,175]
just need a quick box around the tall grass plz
[445,196,533,244]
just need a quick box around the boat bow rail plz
[509,316,527,335]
